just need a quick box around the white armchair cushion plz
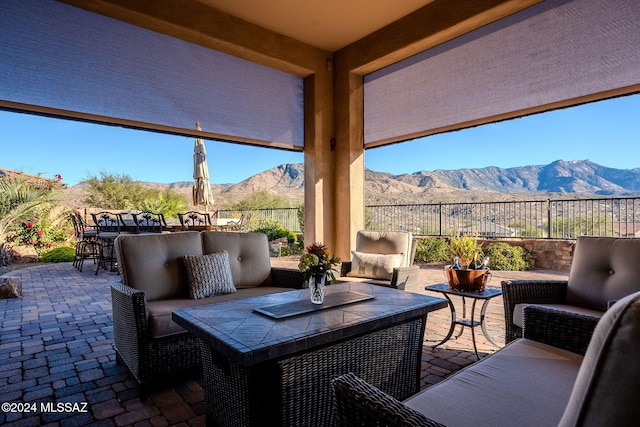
[355,231,413,267]
[347,251,404,280]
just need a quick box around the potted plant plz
[444,233,490,292]
[298,242,341,304]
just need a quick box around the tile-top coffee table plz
[173,282,447,427]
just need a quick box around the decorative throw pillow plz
[347,251,404,280]
[184,251,236,299]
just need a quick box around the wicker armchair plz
[502,236,640,353]
[333,291,640,427]
[332,372,445,427]
[339,231,420,290]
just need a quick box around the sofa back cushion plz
[201,231,272,288]
[115,231,203,301]
[559,291,640,427]
[355,231,414,268]
[567,236,640,310]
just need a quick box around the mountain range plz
[156,159,640,206]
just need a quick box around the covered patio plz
[1,0,638,425]
[2,0,638,261]
[0,262,567,425]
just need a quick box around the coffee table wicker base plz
[199,318,424,427]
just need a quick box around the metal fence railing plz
[366,197,640,239]
[219,196,640,239]
[217,207,301,233]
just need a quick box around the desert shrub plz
[483,242,532,271]
[0,176,56,250]
[297,205,304,233]
[414,237,449,263]
[83,171,188,216]
[276,243,304,257]
[39,245,75,263]
[139,190,189,218]
[250,218,297,243]
[82,171,153,209]
[13,209,75,252]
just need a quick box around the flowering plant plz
[298,242,341,283]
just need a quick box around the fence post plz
[546,199,551,239]
[439,202,443,236]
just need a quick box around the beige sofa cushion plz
[347,250,404,280]
[201,231,272,289]
[148,286,296,338]
[184,251,236,299]
[567,236,640,310]
[355,230,413,268]
[115,231,203,301]
[404,339,583,427]
[559,291,640,427]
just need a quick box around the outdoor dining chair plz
[223,212,252,232]
[91,211,129,275]
[132,211,168,233]
[178,211,213,231]
[70,213,98,272]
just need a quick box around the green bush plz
[139,189,189,218]
[250,218,297,243]
[276,244,304,257]
[414,237,449,263]
[483,242,532,271]
[39,246,75,263]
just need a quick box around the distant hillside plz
[371,160,640,194]
[57,160,640,207]
[212,159,640,204]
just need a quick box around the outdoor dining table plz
[173,282,447,426]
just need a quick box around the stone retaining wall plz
[482,238,575,271]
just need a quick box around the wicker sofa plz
[338,230,420,289]
[333,290,640,427]
[111,231,304,391]
[502,236,640,354]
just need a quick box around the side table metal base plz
[426,283,502,360]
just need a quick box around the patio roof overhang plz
[2,0,639,258]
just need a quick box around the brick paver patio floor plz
[0,261,568,426]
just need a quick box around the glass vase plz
[309,274,326,304]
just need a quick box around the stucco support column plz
[303,68,336,251]
[332,67,365,260]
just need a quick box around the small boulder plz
[10,245,39,263]
[0,276,22,299]
[269,237,289,256]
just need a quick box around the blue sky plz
[1,94,638,186]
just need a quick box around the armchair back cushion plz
[567,236,640,310]
[354,231,414,268]
[559,291,640,426]
[115,231,203,301]
[201,231,272,288]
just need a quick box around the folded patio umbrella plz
[192,122,215,212]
